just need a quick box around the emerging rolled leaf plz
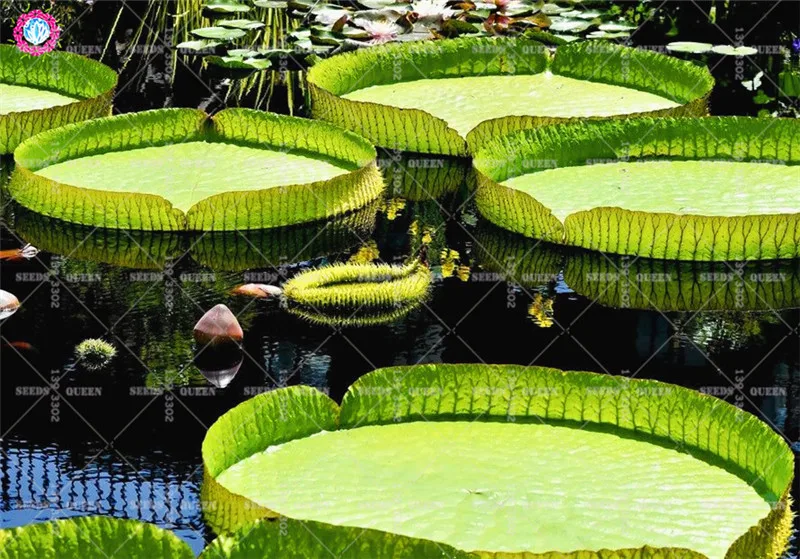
[474,224,800,311]
[200,517,474,558]
[473,117,800,261]
[10,108,384,231]
[201,364,792,559]
[307,38,713,156]
[0,516,194,558]
[0,45,117,154]
[282,262,431,325]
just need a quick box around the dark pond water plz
[1,3,799,556]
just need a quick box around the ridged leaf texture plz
[473,117,800,261]
[307,38,712,156]
[10,108,384,231]
[0,45,117,153]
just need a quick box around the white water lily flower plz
[488,0,526,11]
[410,0,457,23]
[353,18,404,44]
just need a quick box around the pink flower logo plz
[14,10,61,56]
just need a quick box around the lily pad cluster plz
[178,0,645,73]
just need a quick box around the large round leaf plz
[0,516,194,558]
[473,116,800,261]
[10,108,384,231]
[0,45,117,154]
[307,37,713,155]
[201,364,793,558]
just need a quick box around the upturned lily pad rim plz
[473,116,800,261]
[0,45,118,153]
[307,37,714,156]
[10,107,383,231]
[201,363,793,558]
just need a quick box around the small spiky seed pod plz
[75,339,117,371]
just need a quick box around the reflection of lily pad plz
[0,45,117,154]
[10,108,383,231]
[474,117,800,261]
[201,364,792,558]
[666,41,713,54]
[475,224,800,311]
[308,38,713,155]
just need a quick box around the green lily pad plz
[253,0,289,7]
[712,44,759,56]
[586,30,629,39]
[598,22,636,31]
[0,45,117,154]
[548,18,592,32]
[176,39,223,50]
[218,19,266,29]
[308,38,713,156]
[0,516,194,558]
[207,55,273,69]
[202,364,793,558]
[191,26,248,40]
[10,108,384,231]
[204,1,251,13]
[473,116,800,260]
[666,41,714,54]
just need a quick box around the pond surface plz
[1,26,799,559]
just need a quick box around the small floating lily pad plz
[201,364,793,558]
[308,37,713,155]
[474,116,800,261]
[191,26,248,40]
[204,1,251,13]
[0,516,193,558]
[0,45,117,153]
[666,41,714,54]
[10,108,384,231]
[712,44,759,56]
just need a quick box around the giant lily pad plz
[10,108,384,231]
[0,516,193,558]
[307,37,713,156]
[202,364,792,558]
[475,224,800,311]
[0,45,117,154]
[473,116,800,261]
